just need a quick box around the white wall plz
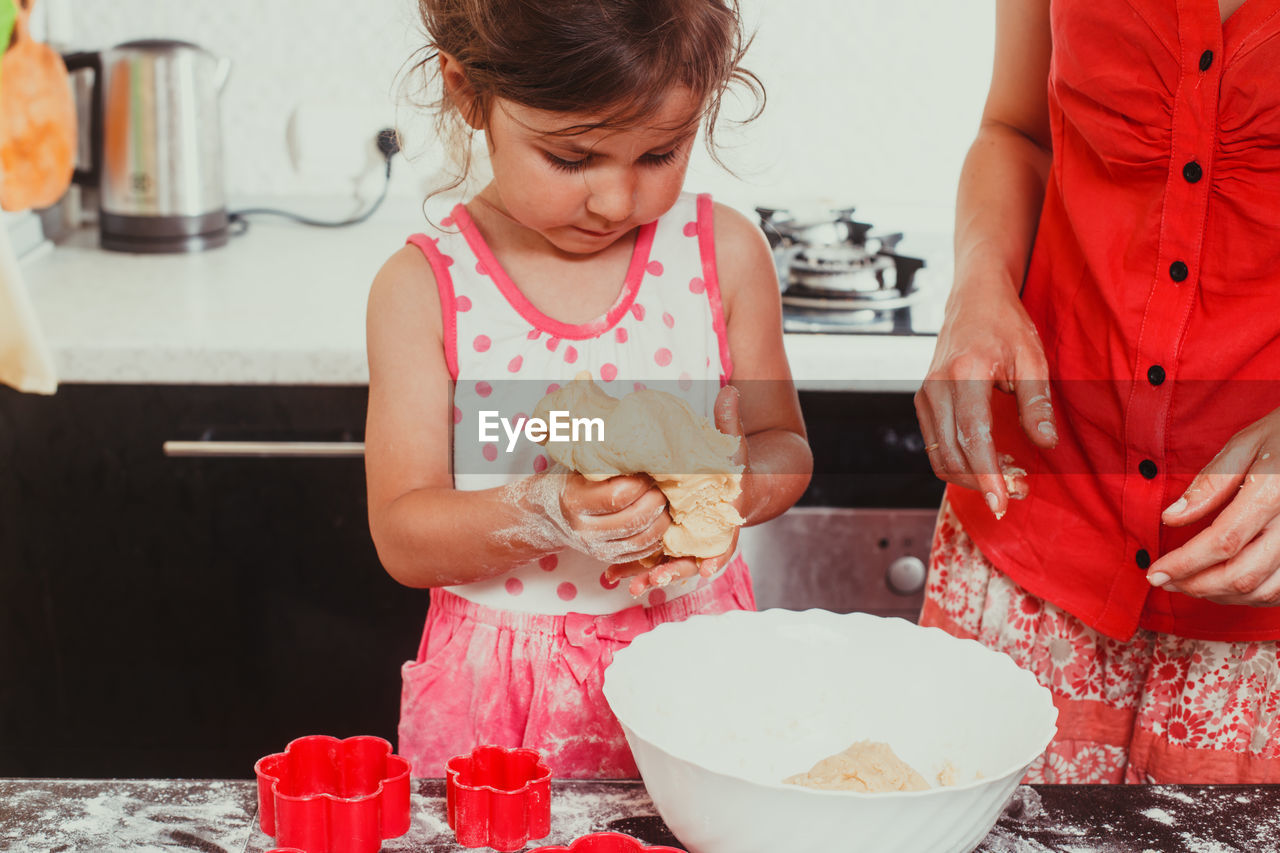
[54,1,992,228]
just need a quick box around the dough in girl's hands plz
[531,373,744,558]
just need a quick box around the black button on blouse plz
[1139,459,1158,479]
[1183,161,1203,183]
[1147,365,1166,386]
[1199,49,1214,71]
[1169,260,1189,282]
[1136,549,1152,569]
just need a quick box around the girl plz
[364,0,811,778]
[915,0,1280,782]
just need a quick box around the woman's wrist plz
[942,261,1023,327]
[951,242,1023,294]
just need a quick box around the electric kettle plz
[65,40,231,253]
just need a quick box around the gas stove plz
[758,207,946,336]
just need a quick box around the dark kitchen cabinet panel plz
[0,384,427,779]
[797,391,943,508]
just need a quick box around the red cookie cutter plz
[254,735,411,853]
[446,745,552,851]
[528,832,686,853]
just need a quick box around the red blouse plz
[947,0,1280,642]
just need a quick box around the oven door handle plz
[162,440,366,458]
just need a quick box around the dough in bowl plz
[784,740,931,793]
[531,374,743,558]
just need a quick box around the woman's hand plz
[914,282,1057,518]
[1147,408,1280,606]
[606,385,749,595]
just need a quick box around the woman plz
[915,0,1280,783]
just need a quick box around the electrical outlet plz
[286,98,396,183]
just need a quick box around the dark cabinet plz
[0,385,427,778]
[796,391,943,508]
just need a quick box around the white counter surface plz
[20,205,944,391]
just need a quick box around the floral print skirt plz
[920,500,1280,784]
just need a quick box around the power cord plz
[228,128,401,235]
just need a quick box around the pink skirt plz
[921,500,1280,783]
[398,554,755,779]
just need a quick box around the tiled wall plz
[53,0,992,225]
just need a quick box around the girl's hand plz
[1147,408,1280,606]
[607,385,749,595]
[610,527,741,597]
[555,471,671,564]
[914,282,1057,519]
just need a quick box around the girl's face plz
[482,87,702,255]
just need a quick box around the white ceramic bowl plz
[603,609,1057,853]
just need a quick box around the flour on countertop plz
[975,784,1280,853]
[366,779,671,853]
[0,779,255,853]
[1179,834,1237,853]
[8,777,1279,852]
[1154,787,1196,805]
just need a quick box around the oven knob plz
[886,556,927,596]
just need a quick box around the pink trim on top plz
[406,234,460,381]
[696,193,733,383]
[450,204,656,340]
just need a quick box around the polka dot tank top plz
[406,192,735,615]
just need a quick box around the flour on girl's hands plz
[494,463,664,564]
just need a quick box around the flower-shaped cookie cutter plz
[528,832,686,853]
[254,735,411,853]
[446,745,552,851]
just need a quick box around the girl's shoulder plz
[706,200,768,255]
[676,192,764,249]
[704,199,777,314]
[367,241,444,348]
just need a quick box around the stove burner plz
[759,206,932,334]
[783,291,920,310]
[780,304,919,334]
[788,245,895,294]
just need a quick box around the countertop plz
[18,203,945,391]
[3,778,1278,852]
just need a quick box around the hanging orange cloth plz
[0,0,76,212]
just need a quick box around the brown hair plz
[409,0,763,195]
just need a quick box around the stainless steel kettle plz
[65,40,231,253]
